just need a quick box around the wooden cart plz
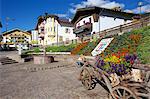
[78,59,150,99]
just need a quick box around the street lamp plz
[5,17,15,31]
[138,2,143,27]
[138,2,143,18]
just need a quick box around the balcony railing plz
[73,23,92,34]
[48,34,55,37]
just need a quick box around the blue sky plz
[0,0,150,33]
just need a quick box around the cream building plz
[36,14,76,45]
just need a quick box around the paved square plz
[0,61,108,99]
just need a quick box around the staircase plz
[71,41,89,55]
[0,57,18,65]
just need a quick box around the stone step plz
[0,57,19,65]
[0,57,10,61]
[1,59,17,63]
[0,58,12,62]
[1,61,18,65]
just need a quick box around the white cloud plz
[69,0,125,14]
[124,9,133,13]
[125,4,150,13]
[56,14,68,18]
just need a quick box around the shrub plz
[136,29,150,64]
[34,47,40,53]
[31,40,38,44]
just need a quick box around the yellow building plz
[2,28,31,45]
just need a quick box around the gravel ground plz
[0,61,108,99]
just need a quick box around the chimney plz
[45,13,48,16]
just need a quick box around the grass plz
[46,43,76,52]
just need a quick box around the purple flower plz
[100,60,105,66]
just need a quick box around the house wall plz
[75,15,131,35]
[58,25,76,42]
[44,17,57,45]
[38,17,75,45]
[31,30,38,44]
[38,21,45,45]
[94,16,131,32]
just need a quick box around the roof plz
[2,28,31,36]
[142,12,150,17]
[71,6,139,24]
[35,14,73,29]
[58,19,73,27]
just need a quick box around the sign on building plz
[91,38,114,56]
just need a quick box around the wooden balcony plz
[73,23,92,35]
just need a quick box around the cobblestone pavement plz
[0,60,108,99]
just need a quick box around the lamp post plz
[5,17,15,31]
[138,2,143,18]
[138,2,143,27]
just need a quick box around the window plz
[66,38,69,41]
[66,38,69,44]
[65,28,70,33]
[54,26,55,32]
[49,28,51,32]
[89,18,91,23]
[59,36,63,42]
[50,27,52,32]
[41,28,44,32]
[83,20,85,24]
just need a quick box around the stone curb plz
[25,64,76,72]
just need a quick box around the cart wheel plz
[109,86,137,99]
[80,67,96,90]
[135,88,150,99]
[130,86,150,99]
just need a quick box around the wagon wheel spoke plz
[80,68,93,90]
[112,86,137,99]
[81,69,88,79]
[84,79,91,88]
[82,75,90,81]
[116,89,122,97]
[114,94,120,98]
[122,89,126,99]
[85,80,90,86]
[126,94,134,99]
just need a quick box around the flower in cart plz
[124,53,137,65]
[96,52,137,76]
[104,54,122,63]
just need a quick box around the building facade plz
[72,7,139,41]
[31,30,38,45]
[2,28,31,46]
[36,14,76,45]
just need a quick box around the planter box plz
[33,55,54,64]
